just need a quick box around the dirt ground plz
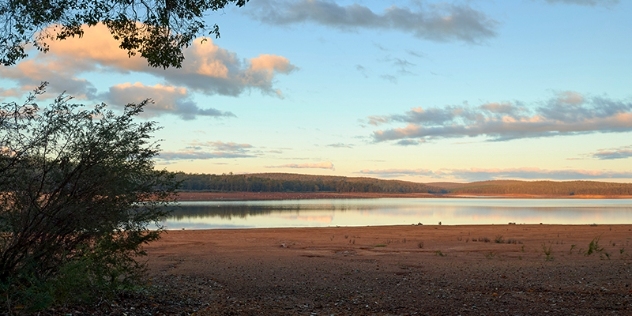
[143,224,632,315]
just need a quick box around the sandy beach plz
[143,224,632,315]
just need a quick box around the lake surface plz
[162,198,632,229]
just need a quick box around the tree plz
[0,83,177,311]
[0,0,248,68]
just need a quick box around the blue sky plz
[1,0,631,182]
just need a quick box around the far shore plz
[175,191,632,201]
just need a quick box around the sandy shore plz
[145,224,632,315]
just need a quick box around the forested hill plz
[174,173,632,196]
[174,172,436,193]
[429,180,632,196]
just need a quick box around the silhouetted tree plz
[0,0,248,68]
[0,83,177,311]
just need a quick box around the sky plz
[1,0,631,183]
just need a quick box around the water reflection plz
[162,198,632,229]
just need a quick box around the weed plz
[485,252,496,259]
[375,244,387,247]
[417,241,424,249]
[542,243,554,261]
[494,235,504,244]
[521,245,525,252]
[481,237,491,243]
[569,244,576,254]
[435,250,446,257]
[585,237,604,256]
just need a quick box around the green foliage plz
[542,243,554,261]
[585,237,604,256]
[0,83,177,311]
[0,0,248,68]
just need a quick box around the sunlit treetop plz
[0,0,247,68]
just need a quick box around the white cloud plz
[327,143,353,148]
[267,161,335,170]
[543,0,619,6]
[247,0,498,44]
[591,145,632,160]
[158,141,256,161]
[103,83,235,120]
[369,91,632,143]
[359,168,437,178]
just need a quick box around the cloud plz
[380,74,397,83]
[359,167,632,181]
[369,91,632,143]
[543,0,619,6]
[392,58,416,74]
[158,141,256,161]
[355,64,368,78]
[0,58,98,100]
[395,139,423,146]
[102,83,235,120]
[327,143,353,148]
[591,145,632,160]
[247,0,497,44]
[448,168,632,181]
[0,24,296,104]
[359,168,437,178]
[266,161,335,170]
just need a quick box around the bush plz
[0,83,177,312]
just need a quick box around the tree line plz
[175,173,632,196]
[174,172,435,193]
[447,180,632,196]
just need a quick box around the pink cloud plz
[0,24,296,103]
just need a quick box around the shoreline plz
[175,191,632,201]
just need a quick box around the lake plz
[161,198,632,229]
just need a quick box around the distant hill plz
[175,172,437,193]
[440,180,632,196]
[174,172,632,196]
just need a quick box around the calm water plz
[161,198,632,229]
